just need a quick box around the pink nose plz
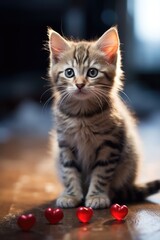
[76,83,85,89]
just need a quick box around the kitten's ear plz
[48,28,70,62]
[96,27,119,64]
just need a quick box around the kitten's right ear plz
[95,27,119,64]
[48,28,70,62]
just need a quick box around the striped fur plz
[48,27,160,208]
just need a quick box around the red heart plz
[76,207,93,223]
[44,208,64,224]
[110,204,128,220]
[17,214,36,231]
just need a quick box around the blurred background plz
[0,0,160,163]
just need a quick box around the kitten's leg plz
[56,147,83,208]
[85,153,120,209]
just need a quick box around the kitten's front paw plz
[85,194,110,209]
[56,195,82,208]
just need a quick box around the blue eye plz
[65,68,75,78]
[87,68,98,78]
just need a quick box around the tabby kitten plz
[48,27,160,209]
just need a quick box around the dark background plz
[0,0,160,143]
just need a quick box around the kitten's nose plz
[76,83,85,90]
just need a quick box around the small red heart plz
[17,214,36,231]
[44,208,64,224]
[76,207,93,223]
[110,204,128,220]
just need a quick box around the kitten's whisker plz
[92,88,110,109]
[42,95,54,113]
[42,88,67,111]
[120,90,131,103]
[58,92,71,107]
[40,85,65,103]
[89,89,105,113]
[40,87,54,103]
[96,84,113,90]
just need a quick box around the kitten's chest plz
[61,119,98,161]
[57,113,114,165]
[67,119,95,146]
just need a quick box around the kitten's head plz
[48,27,123,117]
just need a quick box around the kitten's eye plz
[87,68,98,78]
[65,68,75,78]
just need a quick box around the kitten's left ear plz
[96,27,120,64]
[48,28,70,62]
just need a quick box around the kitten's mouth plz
[75,88,85,94]
[77,89,85,93]
[74,89,90,99]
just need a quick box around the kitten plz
[48,27,160,209]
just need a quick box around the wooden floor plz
[0,137,160,240]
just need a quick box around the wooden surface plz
[0,137,160,240]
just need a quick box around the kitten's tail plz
[112,180,160,203]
